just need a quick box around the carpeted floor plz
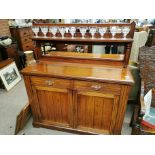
[0,79,134,135]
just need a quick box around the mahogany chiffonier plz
[21,22,135,134]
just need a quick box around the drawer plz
[21,37,32,44]
[73,80,121,95]
[28,29,34,36]
[30,76,72,89]
[22,42,34,51]
[19,29,30,37]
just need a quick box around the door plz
[31,77,73,128]
[73,81,120,134]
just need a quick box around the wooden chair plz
[132,46,155,134]
[128,31,148,104]
[128,32,148,126]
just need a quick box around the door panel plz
[32,86,73,127]
[74,90,119,134]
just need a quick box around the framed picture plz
[0,62,21,91]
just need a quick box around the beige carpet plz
[0,79,133,135]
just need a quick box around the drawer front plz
[28,29,34,36]
[22,42,34,51]
[21,37,32,44]
[73,80,121,95]
[19,29,30,37]
[30,76,72,89]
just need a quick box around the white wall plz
[92,45,105,54]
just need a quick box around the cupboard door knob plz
[45,80,54,86]
[91,85,102,90]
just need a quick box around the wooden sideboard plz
[21,22,135,134]
[10,27,34,51]
[21,61,134,134]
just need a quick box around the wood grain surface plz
[21,61,134,85]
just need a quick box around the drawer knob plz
[45,80,54,86]
[91,85,102,90]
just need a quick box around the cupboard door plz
[32,85,73,128]
[74,91,119,134]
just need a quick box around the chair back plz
[139,46,155,106]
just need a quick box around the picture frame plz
[0,61,21,91]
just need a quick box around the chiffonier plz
[21,22,135,134]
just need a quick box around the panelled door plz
[74,90,120,134]
[30,77,74,128]
[73,81,121,134]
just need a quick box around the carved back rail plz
[33,22,135,39]
[32,22,136,67]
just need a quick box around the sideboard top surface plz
[21,61,134,85]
